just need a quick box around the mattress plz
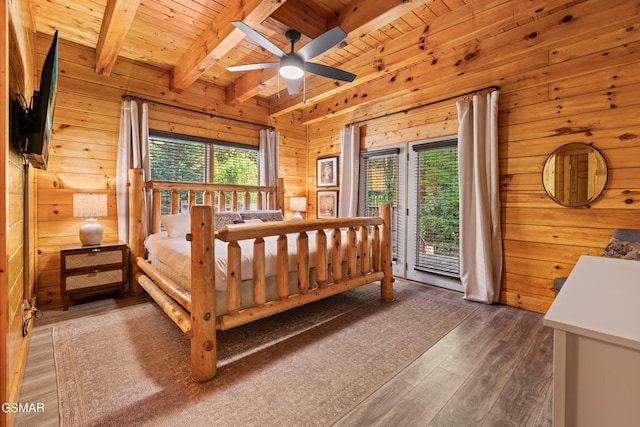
[145,229,352,292]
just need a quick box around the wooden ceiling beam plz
[271,0,330,40]
[329,0,431,38]
[95,0,141,75]
[225,0,433,105]
[170,0,287,93]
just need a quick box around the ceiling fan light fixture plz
[279,55,304,80]
[230,22,356,91]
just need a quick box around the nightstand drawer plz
[65,268,125,291]
[64,248,123,270]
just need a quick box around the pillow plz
[233,218,265,224]
[602,237,640,260]
[160,214,190,238]
[240,210,284,222]
[215,212,242,230]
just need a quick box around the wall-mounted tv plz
[22,31,59,169]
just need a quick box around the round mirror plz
[542,143,607,207]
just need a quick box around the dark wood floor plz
[15,281,553,426]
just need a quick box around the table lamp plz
[290,196,307,220]
[73,193,108,245]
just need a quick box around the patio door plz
[359,146,405,277]
[360,137,463,292]
[406,137,464,292]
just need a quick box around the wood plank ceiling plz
[30,0,453,118]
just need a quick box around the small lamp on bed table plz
[290,196,306,220]
[73,193,108,246]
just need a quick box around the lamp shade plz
[73,193,107,245]
[73,193,108,218]
[290,196,306,220]
[290,197,307,213]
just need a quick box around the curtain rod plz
[122,95,274,130]
[345,85,500,128]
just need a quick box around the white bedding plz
[145,229,352,292]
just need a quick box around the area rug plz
[53,281,477,426]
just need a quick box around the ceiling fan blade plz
[226,62,280,72]
[305,62,356,82]
[285,78,301,95]
[232,21,286,58]
[298,26,347,60]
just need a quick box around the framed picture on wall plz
[317,156,339,187]
[317,190,338,218]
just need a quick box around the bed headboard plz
[143,178,284,234]
[127,168,285,291]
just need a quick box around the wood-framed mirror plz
[542,143,607,207]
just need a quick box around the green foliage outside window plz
[365,155,398,209]
[418,147,459,255]
[212,146,258,186]
[149,139,205,182]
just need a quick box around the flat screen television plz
[24,30,59,169]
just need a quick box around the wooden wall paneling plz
[503,207,640,230]
[272,110,309,219]
[502,102,640,144]
[503,240,599,273]
[500,288,555,314]
[504,85,640,128]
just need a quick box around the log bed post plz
[188,205,217,381]
[331,228,342,282]
[315,230,328,287]
[151,189,161,234]
[296,232,309,294]
[275,177,285,212]
[380,204,393,301]
[128,168,146,294]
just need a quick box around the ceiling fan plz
[227,21,356,95]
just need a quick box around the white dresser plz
[543,255,640,427]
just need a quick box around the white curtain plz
[338,125,360,217]
[259,129,279,207]
[457,90,502,304]
[116,99,149,243]
[259,128,279,186]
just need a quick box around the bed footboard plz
[211,208,393,328]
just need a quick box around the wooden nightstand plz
[60,241,128,310]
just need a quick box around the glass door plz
[406,137,463,292]
[360,146,406,277]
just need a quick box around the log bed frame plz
[127,168,393,382]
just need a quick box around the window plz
[148,131,259,212]
[149,131,258,184]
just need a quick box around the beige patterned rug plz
[53,281,477,426]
